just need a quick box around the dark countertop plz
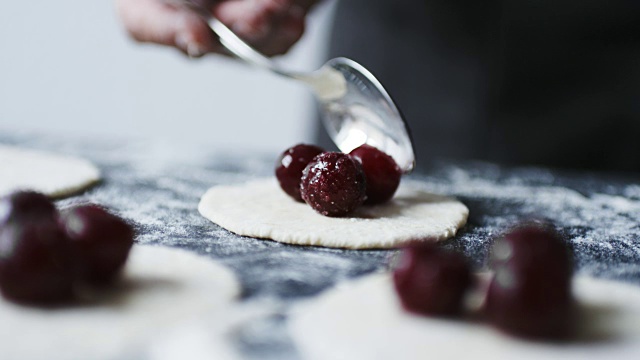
[3,132,640,359]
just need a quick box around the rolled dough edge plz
[198,179,468,249]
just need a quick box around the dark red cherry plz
[275,144,325,202]
[0,221,74,305]
[300,152,367,217]
[349,144,402,205]
[0,191,57,228]
[393,243,472,317]
[485,225,574,339]
[60,205,135,285]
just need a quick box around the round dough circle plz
[0,245,240,360]
[198,179,468,249]
[290,273,640,360]
[0,145,100,198]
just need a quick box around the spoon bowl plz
[316,58,415,172]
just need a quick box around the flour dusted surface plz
[4,132,640,359]
[198,179,468,249]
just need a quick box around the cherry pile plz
[393,224,575,340]
[0,191,134,305]
[275,143,403,217]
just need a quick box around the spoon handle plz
[208,18,294,78]
[207,17,343,94]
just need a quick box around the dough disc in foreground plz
[0,145,100,198]
[289,273,640,360]
[198,178,468,249]
[0,245,240,360]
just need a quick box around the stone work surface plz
[3,132,639,359]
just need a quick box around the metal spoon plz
[209,17,416,172]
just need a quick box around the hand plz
[115,0,319,57]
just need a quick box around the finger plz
[259,0,297,17]
[214,1,270,42]
[115,0,219,57]
[214,0,302,41]
[213,0,306,55]
[254,6,306,56]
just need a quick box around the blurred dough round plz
[290,273,640,360]
[198,178,468,249]
[0,145,100,197]
[0,245,240,360]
